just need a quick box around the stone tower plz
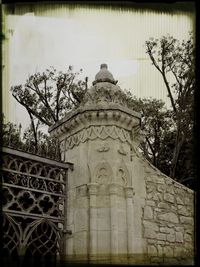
[49,64,194,265]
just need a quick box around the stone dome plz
[81,64,131,109]
[92,64,118,85]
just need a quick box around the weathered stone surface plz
[175,232,184,242]
[163,193,175,203]
[166,234,175,242]
[163,257,179,264]
[163,246,173,257]
[143,221,159,239]
[157,212,179,223]
[50,65,194,265]
[166,185,175,194]
[167,223,174,228]
[159,227,174,235]
[184,196,193,205]
[152,192,163,201]
[157,184,165,193]
[147,245,157,256]
[150,256,163,263]
[174,246,184,257]
[184,233,192,242]
[177,205,189,216]
[143,206,153,220]
[180,216,193,225]
[176,196,184,204]
[157,202,170,209]
[146,200,156,206]
[146,183,155,193]
[175,226,184,232]
[157,233,166,241]
[157,244,163,256]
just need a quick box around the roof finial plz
[93,64,118,85]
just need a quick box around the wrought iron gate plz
[1,147,73,264]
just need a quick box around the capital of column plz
[124,186,135,198]
[88,183,99,195]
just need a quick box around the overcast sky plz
[3,3,195,130]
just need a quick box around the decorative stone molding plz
[95,161,113,185]
[117,144,127,156]
[97,142,110,152]
[65,125,131,150]
[116,161,130,186]
[50,107,141,139]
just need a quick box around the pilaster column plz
[88,183,99,259]
[124,186,135,256]
[109,183,120,257]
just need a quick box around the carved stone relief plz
[97,142,110,152]
[118,144,127,156]
[116,161,130,186]
[94,161,113,185]
[65,125,131,150]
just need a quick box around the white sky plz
[2,5,195,130]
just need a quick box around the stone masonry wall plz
[142,170,194,265]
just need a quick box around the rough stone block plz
[146,183,155,193]
[184,233,192,242]
[175,232,184,243]
[148,245,158,256]
[166,185,175,194]
[150,256,163,263]
[167,223,174,228]
[158,202,170,209]
[157,212,179,223]
[177,205,189,216]
[143,206,153,220]
[143,221,159,239]
[157,184,165,193]
[159,227,166,233]
[152,192,163,201]
[166,179,173,186]
[144,228,157,239]
[174,246,184,257]
[180,216,193,225]
[163,246,173,257]
[157,233,166,241]
[175,226,184,232]
[163,257,179,264]
[146,200,156,206]
[143,221,159,231]
[184,196,193,205]
[176,196,184,204]
[167,234,175,242]
[157,244,163,256]
[163,193,174,203]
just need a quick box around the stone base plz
[63,253,194,266]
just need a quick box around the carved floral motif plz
[65,125,131,150]
[95,161,113,185]
[97,142,110,152]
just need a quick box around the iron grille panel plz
[2,147,73,262]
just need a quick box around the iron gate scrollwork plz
[1,147,73,263]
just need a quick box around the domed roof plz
[93,64,118,85]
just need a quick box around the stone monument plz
[49,64,194,265]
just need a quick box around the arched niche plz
[93,161,114,185]
[115,161,131,186]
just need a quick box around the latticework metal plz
[2,147,73,262]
